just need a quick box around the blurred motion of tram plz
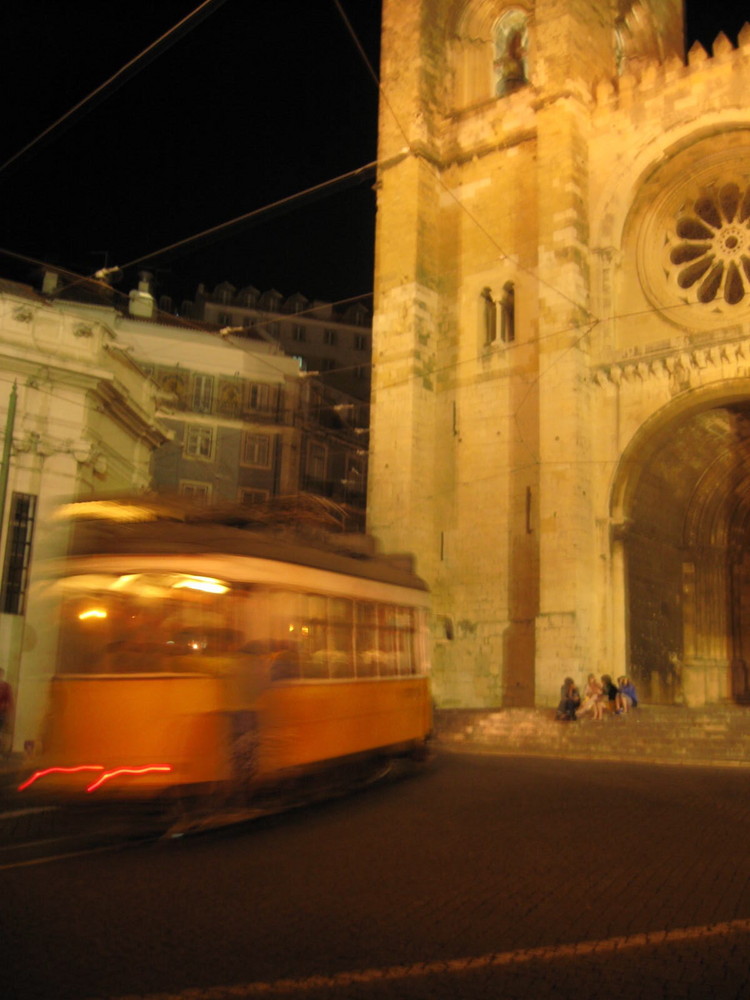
[19,495,432,828]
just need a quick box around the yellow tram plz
[19,499,432,820]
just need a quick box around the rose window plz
[668,183,750,306]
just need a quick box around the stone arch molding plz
[619,127,750,332]
[450,1,532,109]
[610,377,750,524]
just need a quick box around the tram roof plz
[57,497,428,592]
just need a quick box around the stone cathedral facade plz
[367,1,750,710]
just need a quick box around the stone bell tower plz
[367,1,713,710]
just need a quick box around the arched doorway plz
[614,396,750,706]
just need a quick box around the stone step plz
[433,706,750,766]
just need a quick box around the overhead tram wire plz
[4,159,384,305]
[332,0,600,328]
[1,3,694,392]
[333,0,606,471]
[0,230,718,399]
[0,244,373,334]
[1,4,385,319]
[31,152,390,310]
[2,1,592,453]
[331,6,711,449]
[0,0,229,180]
[108,160,381,277]
[0,245,375,387]
[2,143,388,308]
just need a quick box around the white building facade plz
[0,276,167,750]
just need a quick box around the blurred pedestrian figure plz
[555,676,581,721]
[0,668,14,756]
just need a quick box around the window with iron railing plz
[1,493,37,615]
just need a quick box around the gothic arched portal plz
[614,396,750,707]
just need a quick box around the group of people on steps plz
[556,673,637,722]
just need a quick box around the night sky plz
[0,1,743,311]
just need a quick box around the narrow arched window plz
[494,10,529,97]
[500,282,515,343]
[481,287,497,345]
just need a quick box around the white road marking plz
[96,917,750,999]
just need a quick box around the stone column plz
[533,93,597,706]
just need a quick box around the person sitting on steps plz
[616,675,638,713]
[577,673,605,720]
[555,676,581,721]
[601,674,619,715]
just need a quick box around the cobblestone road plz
[4,752,750,999]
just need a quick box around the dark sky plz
[0,1,742,311]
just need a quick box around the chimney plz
[42,270,62,295]
[129,270,155,318]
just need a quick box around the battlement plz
[593,24,750,112]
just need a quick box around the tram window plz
[327,597,354,678]
[393,607,415,675]
[57,593,112,674]
[167,628,242,654]
[355,603,379,677]
[261,590,301,680]
[304,594,330,678]
[377,606,399,676]
[242,590,423,683]
[55,575,247,676]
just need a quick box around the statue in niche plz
[494,10,529,97]
[613,0,683,76]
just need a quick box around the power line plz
[115,160,379,274]
[332,0,599,326]
[0,0,228,179]
[0,241,727,391]
[0,246,375,385]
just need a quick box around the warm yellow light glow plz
[54,501,159,523]
[172,576,229,595]
[78,608,108,621]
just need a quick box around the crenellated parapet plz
[593,23,750,115]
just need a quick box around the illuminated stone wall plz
[369,0,750,708]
